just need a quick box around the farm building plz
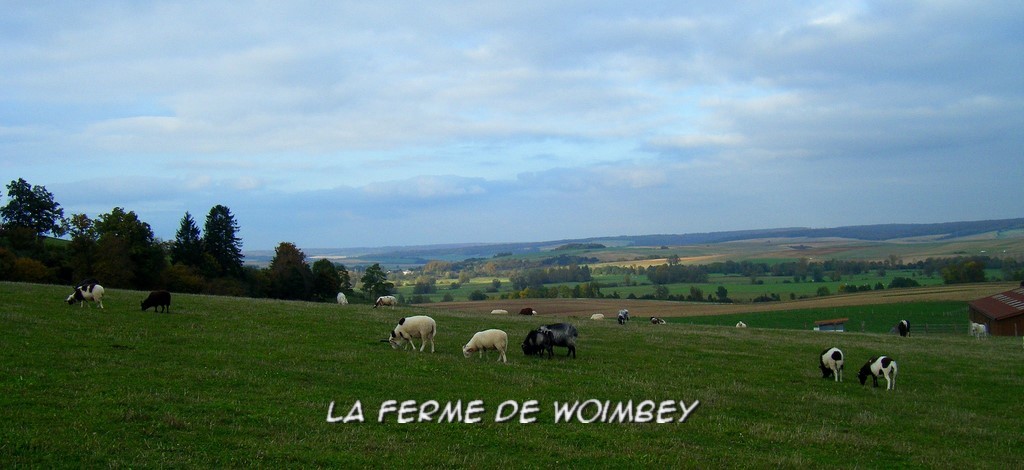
[968,287,1024,336]
[813,318,849,332]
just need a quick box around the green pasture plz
[668,302,970,334]
[399,269,950,304]
[2,282,1022,467]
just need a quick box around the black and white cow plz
[66,283,105,309]
[858,356,898,390]
[897,320,910,337]
[617,309,630,325]
[818,347,844,382]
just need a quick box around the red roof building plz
[968,287,1024,336]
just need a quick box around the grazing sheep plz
[386,316,436,352]
[336,292,348,305]
[463,329,508,363]
[521,329,555,358]
[536,323,578,358]
[818,347,844,382]
[858,356,898,390]
[969,321,988,339]
[736,321,747,328]
[617,309,630,325]
[66,283,105,309]
[373,295,398,309]
[141,290,171,313]
[897,320,910,337]
[650,317,667,325]
[519,307,536,316]
[490,309,509,315]
[589,313,605,320]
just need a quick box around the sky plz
[1,1,1022,251]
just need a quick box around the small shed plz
[813,318,849,332]
[968,287,1024,336]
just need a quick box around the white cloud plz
[1,1,1021,249]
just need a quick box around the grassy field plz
[2,282,1023,467]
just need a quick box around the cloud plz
[1,1,1021,250]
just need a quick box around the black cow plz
[141,290,172,313]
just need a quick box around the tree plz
[93,207,167,289]
[65,213,98,282]
[267,242,313,300]
[336,263,353,294]
[310,258,342,302]
[170,212,204,267]
[1,178,66,239]
[360,263,394,300]
[716,286,730,302]
[202,205,244,277]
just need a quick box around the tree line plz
[0,178,393,303]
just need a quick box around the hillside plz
[246,217,1024,267]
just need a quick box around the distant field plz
[425,282,1019,319]
[2,281,1022,467]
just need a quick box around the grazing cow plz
[519,307,536,316]
[66,283,105,309]
[141,290,171,313]
[736,321,747,328]
[617,309,630,325]
[336,292,348,305]
[897,320,910,337]
[650,317,666,325]
[536,323,578,358]
[858,356,898,390]
[373,295,398,309]
[819,347,844,382]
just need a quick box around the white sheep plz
[463,329,508,363]
[818,347,844,382]
[490,309,509,315]
[736,321,747,328]
[858,356,897,390]
[969,321,988,339]
[336,292,348,305]
[387,315,436,352]
[590,313,605,320]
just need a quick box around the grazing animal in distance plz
[589,313,605,320]
[897,320,910,337]
[617,309,630,324]
[67,283,105,309]
[463,329,509,363]
[373,295,398,309]
[736,321,747,328]
[818,347,844,382]
[386,316,436,352]
[858,356,898,390]
[141,290,171,313]
[969,321,988,339]
[650,317,666,325]
[490,309,509,315]
[519,307,536,316]
[336,292,348,305]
